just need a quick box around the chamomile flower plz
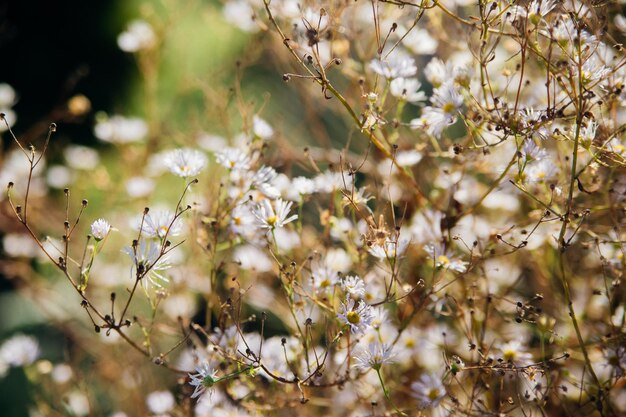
[94,114,148,144]
[337,298,375,334]
[353,342,395,371]
[188,362,219,399]
[252,198,298,230]
[90,219,111,242]
[411,373,446,409]
[0,334,40,367]
[163,148,207,178]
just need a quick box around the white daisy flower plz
[337,298,374,334]
[163,148,208,178]
[252,198,298,230]
[188,362,219,399]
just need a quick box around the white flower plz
[122,239,170,289]
[216,147,251,171]
[163,148,208,178]
[141,210,182,239]
[0,109,17,132]
[368,238,409,260]
[342,275,366,298]
[253,115,273,139]
[498,339,533,366]
[223,0,259,33]
[252,198,298,230]
[94,114,148,144]
[390,78,427,103]
[411,373,446,409]
[90,218,111,241]
[369,52,417,79]
[337,298,375,334]
[64,145,100,170]
[0,334,40,367]
[146,390,175,414]
[424,243,468,273]
[117,20,156,52]
[0,83,17,108]
[188,362,219,399]
[353,342,395,371]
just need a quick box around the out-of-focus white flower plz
[64,145,100,170]
[146,390,175,415]
[90,218,111,241]
[369,52,417,79]
[125,176,155,198]
[342,275,366,299]
[94,114,148,144]
[233,245,273,272]
[368,238,409,260]
[353,342,395,371]
[411,81,464,138]
[66,391,90,416]
[390,78,427,103]
[0,83,17,108]
[0,109,17,132]
[223,0,259,33]
[189,362,219,399]
[216,147,251,171]
[411,373,446,409]
[141,210,182,239]
[337,298,375,334]
[498,339,533,366]
[46,165,73,188]
[253,115,273,139]
[163,148,208,178]
[424,243,468,273]
[52,363,73,384]
[615,15,626,33]
[402,28,438,55]
[117,20,156,52]
[395,149,423,167]
[0,334,40,367]
[2,233,39,258]
[252,198,298,230]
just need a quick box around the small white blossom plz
[117,20,156,52]
[369,52,417,79]
[353,342,395,371]
[411,373,446,409]
[188,362,219,399]
[94,114,148,144]
[0,334,40,367]
[146,390,175,415]
[342,275,366,298]
[163,148,208,178]
[252,198,298,230]
[337,298,375,334]
[141,210,182,239]
[90,218,111,241]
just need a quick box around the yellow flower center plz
[442,102,456,113]
[266,215,277,226]
[346,311,360,324]
[503,349,517,361]
[437,255,450,265]
[428,388,441,401]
